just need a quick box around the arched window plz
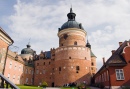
[74,41,77,45]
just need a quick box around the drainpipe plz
[3,43,13,75]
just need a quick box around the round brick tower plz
[54,8,92,86]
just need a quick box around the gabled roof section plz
[94,41,128,77]
[105,41,127,65]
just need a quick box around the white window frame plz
[115,69,125,80]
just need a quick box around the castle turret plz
[86,40,97,75]
[55,8,92,86]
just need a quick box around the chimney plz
[102,57,105,65]
[111,50,115,54]
[119,42,123,46]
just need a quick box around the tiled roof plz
[45,51,51,59]
[106,41,127,65]
[94,41,128,76]
[91,50,96,57]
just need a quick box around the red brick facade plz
[1,8,97,87]
[94,41,130,89]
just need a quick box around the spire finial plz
[70,3,73,13]
[67,7,76,21]
[27,38,31,48]
[86,39,91,49]
[28,38,31,45]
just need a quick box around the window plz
[36,69,39,74]
[61,44,63,46]
[29,70,31,74]
[74,41,77,45]
[7,73,10,79]
[104,72,106,81]
[59,67,61,71]
[15,64,17,70]
[31,78,33,83]
[26,78,28,83]
[115,69,125,80]
[32,70,34,75]
[43,62,45,65]
[107,70,109,81]
[25,69,28,74]
[91,62,94,66]
[102,74,104,82]
[69,57,71,59]
[9,61,12,69]
[76,66,80,70]
[37,63,39,66]
[17,75,20,83]
[43,69,46,74]
[19,65,21,71]
[49,62,51,65]
[12,75,15,82]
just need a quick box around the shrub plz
[77,83,87,89]
[41,81,48,88]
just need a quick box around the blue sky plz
[1,0,130,70]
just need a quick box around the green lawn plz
[18,85,43,89]
[17,86,91,89]
[61,87,91,89]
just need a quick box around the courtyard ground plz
[17,85,100,89]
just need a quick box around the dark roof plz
[94,41,128,76]
[59,8,84,31]
[91,50,96,57]
[45,51,51,59]
[21,44,34,55]
[105,41,127,65]
[86,40,91,49]
[0,27,14,43]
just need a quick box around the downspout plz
[3,42,13,75]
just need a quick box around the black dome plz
[59,8,84,31]
[21,44,34,55]
[60,20,84,31]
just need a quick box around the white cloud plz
[6,0,130,70]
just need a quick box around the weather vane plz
[28,38,31,45]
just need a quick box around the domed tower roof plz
[21,44,34,55]
[59,8,84,31]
